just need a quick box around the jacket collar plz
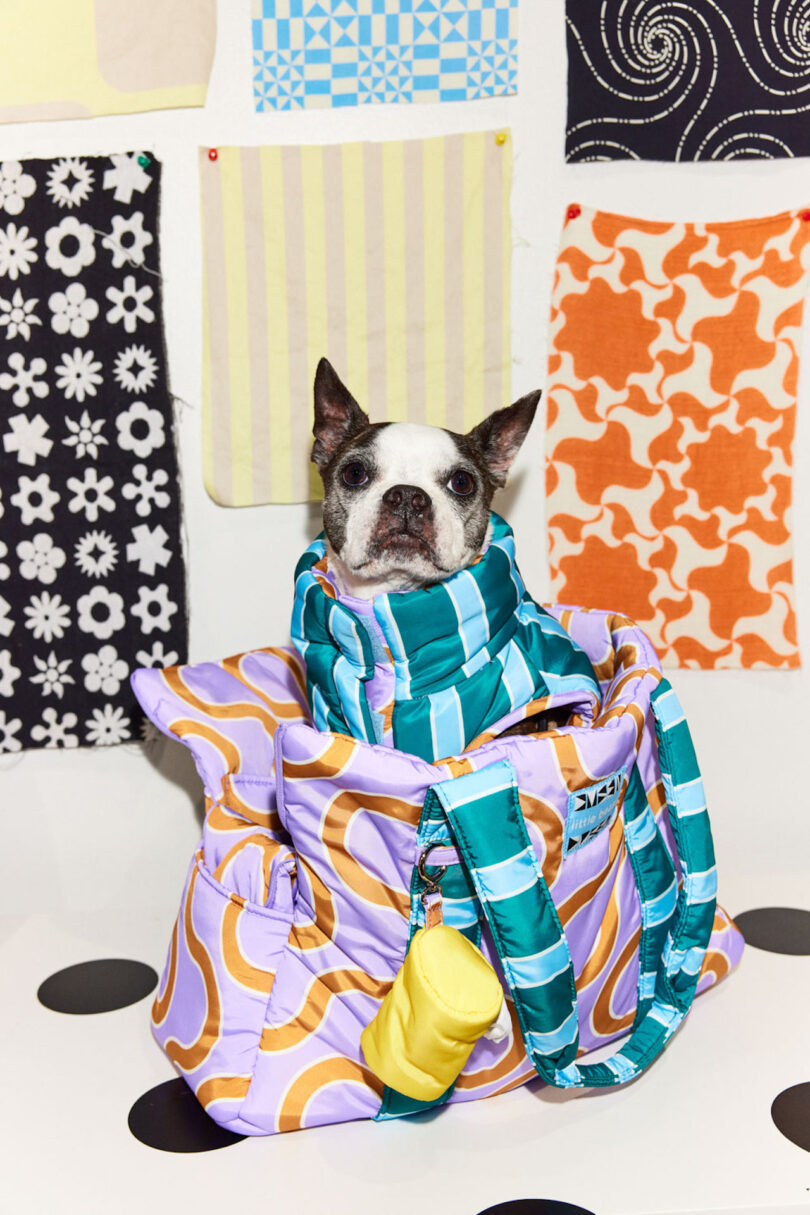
[291,513,600,759]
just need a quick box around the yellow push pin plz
[495,131,508,146]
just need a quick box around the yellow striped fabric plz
[199,132,513,506]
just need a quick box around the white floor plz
[1,703,808,1215]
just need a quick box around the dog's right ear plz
[311,358,369,468]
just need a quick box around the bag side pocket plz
[152,843,295,1134]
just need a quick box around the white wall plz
[1,0,807,924]
[3,6,810,1212]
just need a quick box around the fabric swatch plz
[200,132,512,505]
[565,0,810,162]
[0,153,187,752]
[252,0,518,110]
[0,0,216,124]
[545,203,810,670]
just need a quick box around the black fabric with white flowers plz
[0,153,187,751]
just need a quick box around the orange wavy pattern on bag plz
[546,204,810,669]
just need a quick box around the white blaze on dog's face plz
[328,422,482,597]
[311,358,540,599]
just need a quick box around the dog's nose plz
[382,484,431,515]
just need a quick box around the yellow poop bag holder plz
[361,844,509,1102]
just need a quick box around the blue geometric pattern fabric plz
[252,0,518,111]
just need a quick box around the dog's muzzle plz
[381,484,431,519]
[374,484,436,557]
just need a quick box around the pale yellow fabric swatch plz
[0,0,216,123]
[199,132,513,506]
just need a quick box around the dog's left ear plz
[312,357,370,468]
[466,390,541,488]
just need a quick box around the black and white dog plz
[310,357,540,600]
[309,358,566,739]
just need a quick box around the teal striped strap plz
[552,679,717,1087]
[432,677,717,1089]
[431,760,580,1083]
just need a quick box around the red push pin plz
[567,204,581,220]
[801,209,810,222]
[208,148,219,162]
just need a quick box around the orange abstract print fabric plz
[546,204,810,669]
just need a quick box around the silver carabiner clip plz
[417,839,452,902]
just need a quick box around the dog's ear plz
[466,390,541,488]
[312,358,369,468]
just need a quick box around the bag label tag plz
[564,767,626,856]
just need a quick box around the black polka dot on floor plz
[734,907,810,955]
[37,958,158,1014]
[771,1083,810,1153]
[128,1078,247,1153]
[476,1203,596,1215]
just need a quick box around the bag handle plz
[430,678,717,1089]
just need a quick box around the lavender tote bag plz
[132,606,743,1135]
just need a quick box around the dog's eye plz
[342,461,369,487]
[448,470,476,496]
